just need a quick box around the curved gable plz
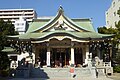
[30,6,93,33]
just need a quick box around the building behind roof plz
[0,8,37,23]
[14,16,27,34]
[106,0,120,28]
[0,9,37,34]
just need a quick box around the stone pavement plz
[8,77,113,80]
[108,73,120,80]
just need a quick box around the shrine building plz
[7,6,113,70]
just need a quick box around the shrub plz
[0,69,9,77]
[113,65,120,73]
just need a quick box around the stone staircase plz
[13,67,107,78]
[30,67,97,78]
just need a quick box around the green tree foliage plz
[113,10,120,68]
[0,53,10,70]
[115,21,120,39]
[98,26,120,43]
[98,26,117,34]
[0,19,17,70]
[117,10,120,17]
[98,27,117,58]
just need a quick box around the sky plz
[0,0,112,31]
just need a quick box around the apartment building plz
[0,9,37,34]
[106,0,120,28]
[0,8,37,23]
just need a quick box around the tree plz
[98,9,120,66]
[98,26,117,34]
[112,10,120,65]
[117,10,120,17]
[0,19,18,70]
[98,27,117,62]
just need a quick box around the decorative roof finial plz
[60,5,63,9]
[58,5,64,13]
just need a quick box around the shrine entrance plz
[51,48,70,68]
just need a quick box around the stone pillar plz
[71,47,74,65]
[85,45,89,64]
[46,47,50,67]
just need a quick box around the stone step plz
[14,67,106,78]
[30,68,95,78]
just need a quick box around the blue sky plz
[0,0,112,31]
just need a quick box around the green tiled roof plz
[18,31,112,40]
[2,47,15,52]
[9,6,113,41]
[27,18,95,33]
[27,20,50,33]
[26,7,95,33]
[73,19,95,32]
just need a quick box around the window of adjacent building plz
[17,23,19,26]
[107,21,109,25]
[113,2,115,7]
[114,12,116,16]
[106,12,108,15]
[115,21,118,27]
[21,23,24,26]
